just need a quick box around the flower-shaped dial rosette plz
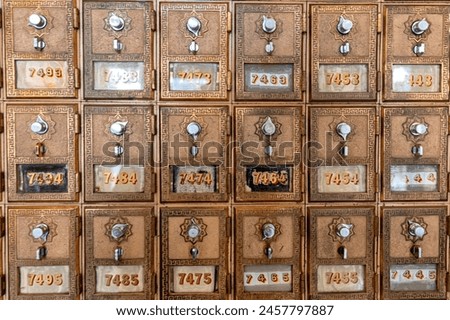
[28,219,57,244]
[401,216,428,243]
[255,217,281,244]
[180,217,207,244]
[328,216,355,244]
[104,10,132,38]
[105,217,133,244]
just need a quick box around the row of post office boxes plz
[0,205,448,299]
[1,1,450,101]
[0,104,448,203]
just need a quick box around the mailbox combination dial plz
[109,14,125,32]
[187,122,202,157]
[262,223,276,240]
[32,223,50,242]
[336,223,353,239]
[336,122,352,157]
[111,223,129,241]
[411,18,430,35]
[262,16,277,34]
[110,121,128,136]
[409,122,428,136]
[30,115,49,135]
[337,16,353,35]
[187,17,202,54]
[408,221,426,240]
[28,13,47,30]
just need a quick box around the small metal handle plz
[338,246,348,259]
[190,247,199,260]
[113,143,124,157]
[33,37,46,51]
[36,246,47,260]
[264,246,273,260]
[410,245,422,259]
[113,39,123,52]
[114,247,124,262]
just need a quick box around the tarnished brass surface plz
[7,207,80,299]
[235,206,302,300]
[6,104,79,201]
[309,107,376,201]
[382,207,447,299]
[161,208,228,299]
[84,105,154,202]
[83,1,154,99]
[308,207,375,299]
[160,2,229,99]
[383,5,449,101]
[311,4,378,100]
[84,207,154,300]
[235,3,304,100]
[0,0,450,301]
[4,0,78,98]
[382,107,448,201]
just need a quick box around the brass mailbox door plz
[161,207,229,299]
[6,104,79,202]
[7,207,80,299]
[310,4,378,101]
[235,207,302,300]
[160,106,229,202]
[382,107,448,201]
[308,207,375,300]
[0,209,4,298]
[383,5,449,101]
[235,106,302,202]
[85,207,155,300]
[235,3,304,101]
[83,1,154,99]
[160,2,230,100]
[309,107,376,202]
[382,207,447,299]
[4,0,78,98]
[84,105,155,202]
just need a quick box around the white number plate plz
[392,64,441,93]
[390,264,437,291]
[172,266,216,293]
[16,60,69,89]
[94,62,145,91]
[318,165,367,193]
[95,265,144,293]
[390,165,438,192]
[94,165,145,193]
[317,265,365,293]
[20,265,70,294]
[244,265,292,292]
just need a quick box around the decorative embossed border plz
[235,207,302,300]
[235,3,303,101]
[7,207,80,299]
[6,104,78,201]
[4,0,77,98]
[381,207,447,299]
[161,207,228,300]
[235,107,302,202]
[160,107,229,202]
[84,207,154,300]
[84,105,154,202]
[382,107,448,201]
[383,5,449,101]
[309,107,376,201]
[308,206,375,300]
[83,1,153,99]
[160,2,229,100]
[310,5,378,101]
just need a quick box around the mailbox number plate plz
[318,64,368,93]
[95,265,144,293]
[94,62,145,91]
[18,164,68,193]
[94,165,145,193]
[171,166,217,193]
[170,63,219,91]
[390,165,438,192]
[392,65,441,93]
[172,266,216,293]
[245,166,292,192]
[317,265,365,293]
[317,165,367,193]
[244,265,292,292]
[244,64,293,93]
[390,264,437,292]
[20,266,70,294]
[16,61,69,90]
